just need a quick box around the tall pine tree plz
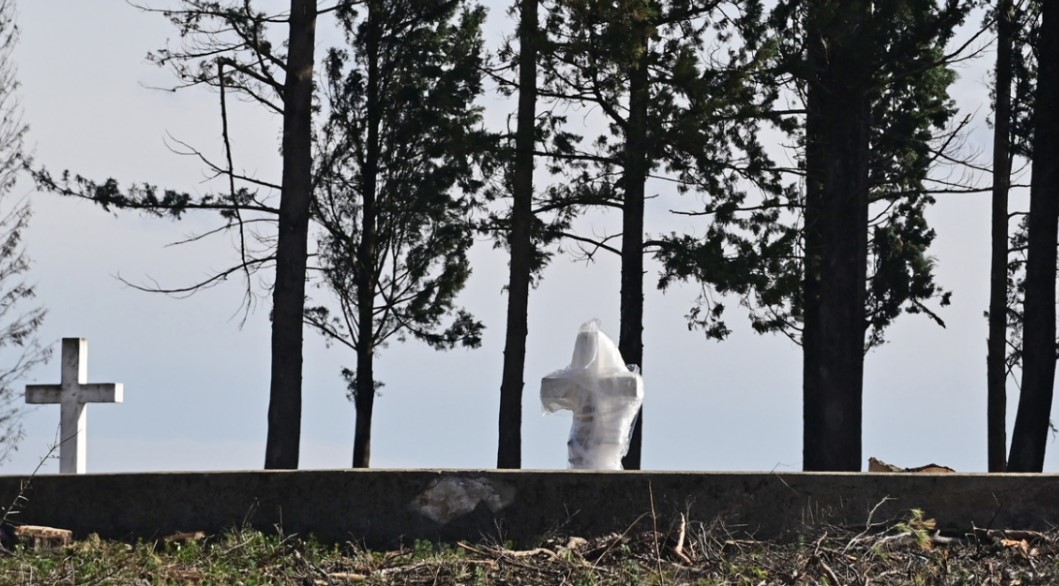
[267,0,318,470]
[987,0,1014,473]
[538,0,777,468]
[307,0,488,468]
[32,0,319,469]
[1008,0,1059,473]
[496,0,540,470]
[658,0,967,470]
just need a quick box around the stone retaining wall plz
[0,470,1053,546]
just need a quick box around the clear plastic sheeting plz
[540,320,644,470]
[409,476,516,524]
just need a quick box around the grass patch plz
[1,516,1058,584]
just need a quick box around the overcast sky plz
[0,1,1044,475]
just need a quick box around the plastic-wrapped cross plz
[25,338,123,474]
[541,321,644,470]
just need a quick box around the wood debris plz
[868,457,956,473]
[164,530,207,544]
[14,524,73,548]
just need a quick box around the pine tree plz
[0,0,48,463]
[1008,0,1059,473]
[538,0,777,469]
[496,0,540,470]
[266,0,318,470]
[307,0,488,468]
[987,0,1014,473]
[657,0,968,470]
[31,0,319,469]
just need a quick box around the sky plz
[0,0,1045,475]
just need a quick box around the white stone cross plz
[25,338,123,474]
[541,321,643,470]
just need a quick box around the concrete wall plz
[0,470,1055,546]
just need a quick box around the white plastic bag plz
[540,320,644,470]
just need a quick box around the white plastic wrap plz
[540,320,644,470]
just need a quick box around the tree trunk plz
[353,1,382,469]
[619,17,650,471]
[987,0,1013,473]
[801,1,871,472]
[353,341,376,468]
[497,0,538,470]
[264,0,317,470]
[1008,0,1059,473]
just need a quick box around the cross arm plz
[78,383,124,403]
[25,384,62,404]
[25,383,123,404]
